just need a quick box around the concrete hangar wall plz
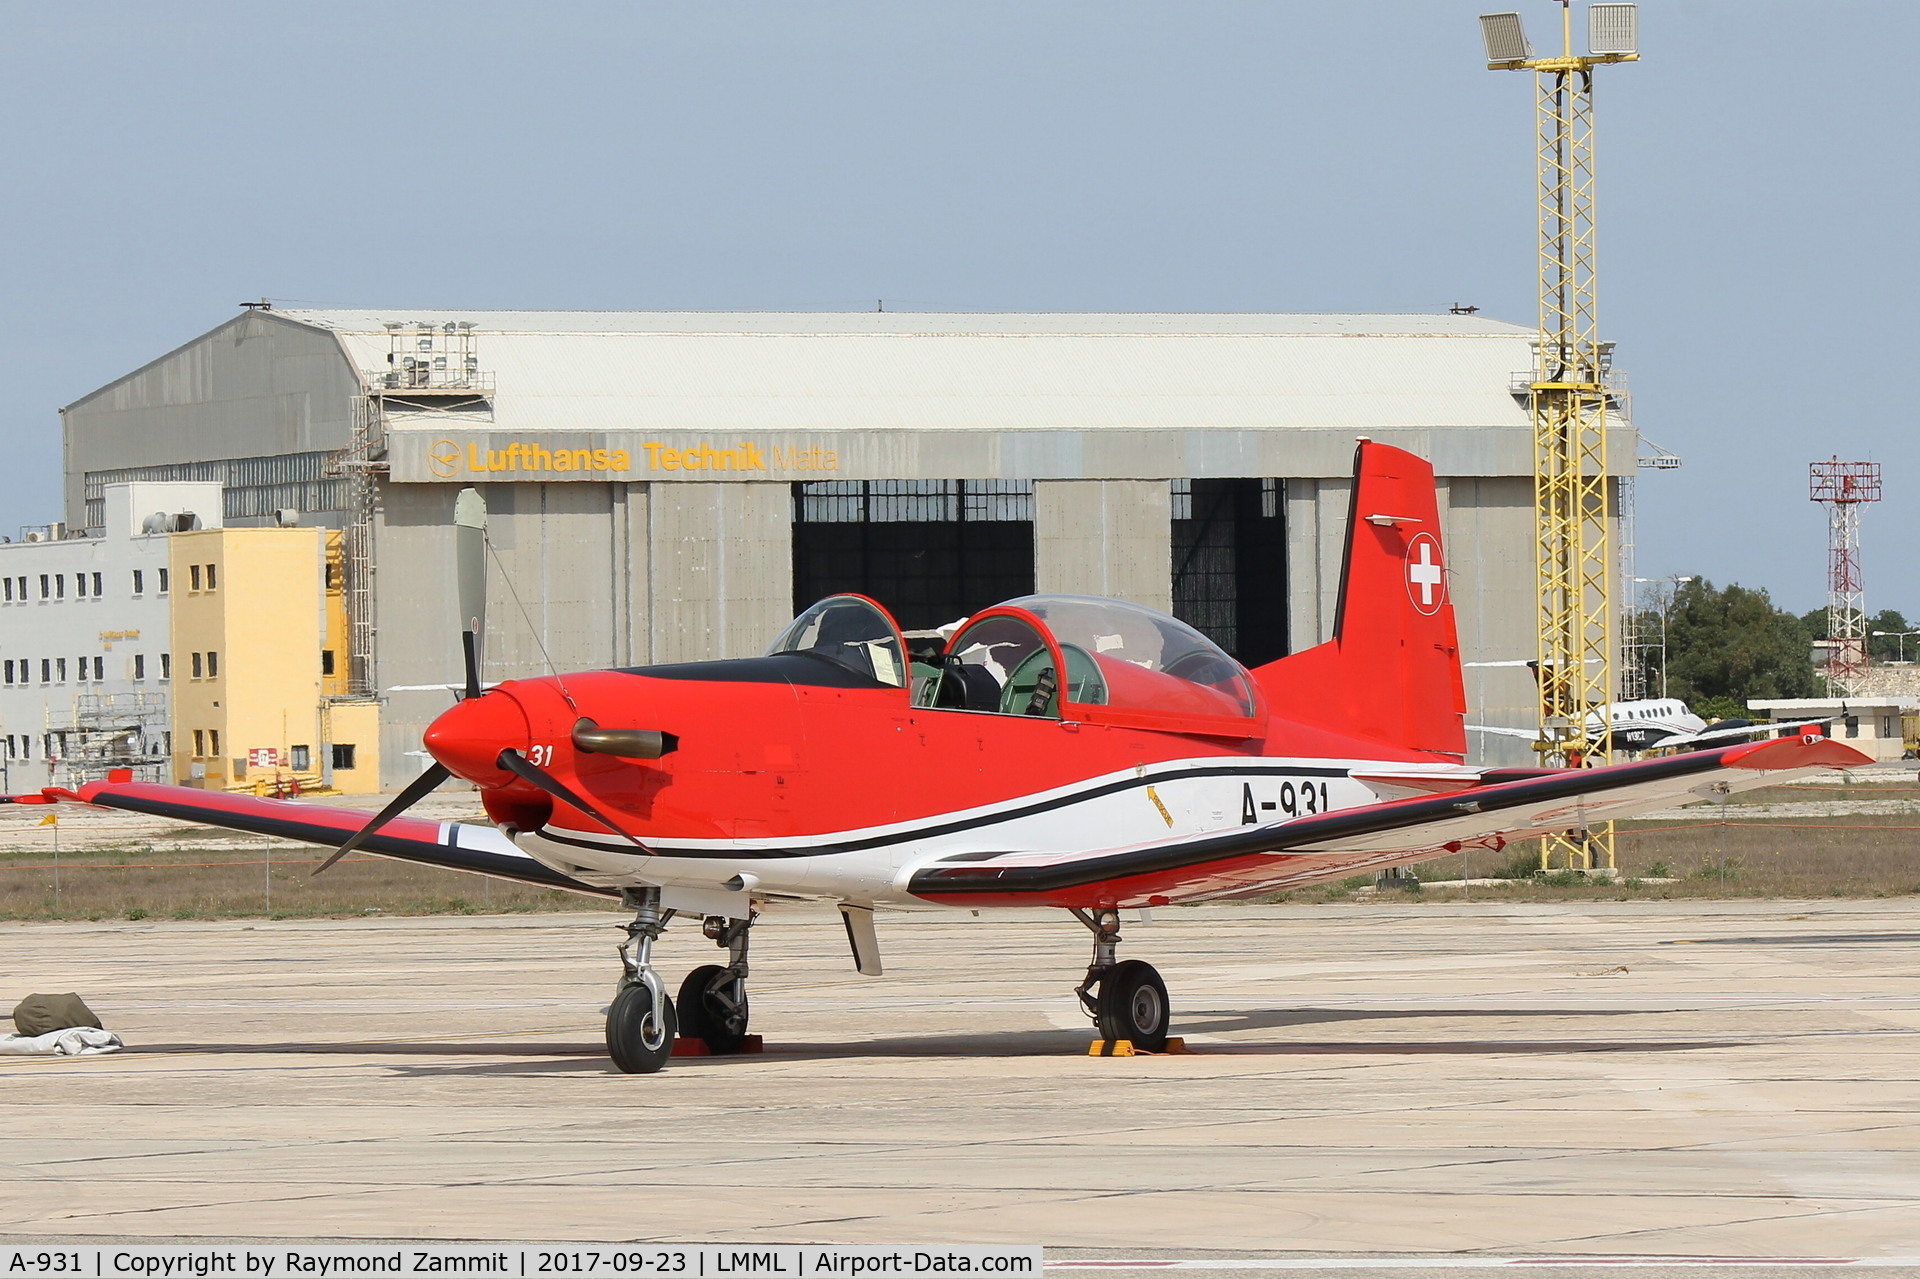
[62,308,1637,783]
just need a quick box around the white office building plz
[0,483,221,790]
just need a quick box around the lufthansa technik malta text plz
[4,1248,1041,1279]
[435,440,840,476]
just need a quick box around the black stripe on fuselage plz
[534,762,1352,861]
[904,746,1741,896]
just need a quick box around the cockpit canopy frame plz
[770,592,1264,739]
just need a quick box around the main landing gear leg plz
[607,887,678,1074]
[677,913,755,1054]
[1070,907,1170,1052]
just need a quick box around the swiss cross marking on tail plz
[1406,533,1446,616]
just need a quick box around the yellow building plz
[168,528,380,794]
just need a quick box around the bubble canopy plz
[766,594,907,687]
[767,592,1261,727]
[1003,595,1259,720]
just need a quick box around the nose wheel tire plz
[1096,959,1169,1052]
[676,963,751,1055]
[607,981,677,1074]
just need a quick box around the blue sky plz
[1,1,1911,614]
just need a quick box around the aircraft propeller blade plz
[454,487,488,700]
[312,761,453,876]
[497,748,654,854]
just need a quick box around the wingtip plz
[1725,734,1875,771]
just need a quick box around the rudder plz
[1253,440,1467,758]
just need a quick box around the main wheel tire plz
[1096,959,1170,1052]
[676,963,750,1054]
[606,981,677,1074]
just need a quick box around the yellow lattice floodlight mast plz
[1482,3,1638,871]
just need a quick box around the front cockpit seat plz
[932,659,1005,713]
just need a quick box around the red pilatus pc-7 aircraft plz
[9,442,1869,1072]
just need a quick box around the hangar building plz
[61,309,1636,784]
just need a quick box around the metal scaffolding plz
[1484,3,1638,870]
[325,320,495,697]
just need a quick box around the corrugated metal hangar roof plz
[271,309,1538,435]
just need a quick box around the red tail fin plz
[1255,441,1466,758]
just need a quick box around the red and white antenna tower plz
[1809,458,1882,694]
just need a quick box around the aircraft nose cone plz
[423,690,530,786]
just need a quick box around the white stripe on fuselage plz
[509,755,1469,906]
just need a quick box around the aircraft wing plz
[7,780,614,898]
[906,733,1870,908]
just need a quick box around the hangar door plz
[1172,478,1288,668]
[792,481,1034,631]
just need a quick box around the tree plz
[1799,605,1913,662]
[1659,578,1817,707]
[1868,608,1915,662]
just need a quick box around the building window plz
[93,655,104,681]
[92,572,103,596]
[191,652,203,678]
[76,574,87,598]
[205,564,217,590]
[133,653,145,680]
[290,744,311,771]
[158,567,169,594]
[331,743,356,771]
[17,576,26,600]
[39,658,50,683]
[3,578,10,602]
[160,652,171,680]
[791,480,1037,631]
[38,574,48,600]
[76,655,87,682]
[2,660,11,684]
[55,574,64,599]
[206,651,218,678]
[55,657,66,682]
[210,729,221,757]
[1169,478,1290,668]
[163,731,171,756]
[131,569,144,595]
[189,565,201,591]
[193,729,205,757]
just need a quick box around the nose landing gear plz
[1071,907,1170,1052]
[608,887,677,1074]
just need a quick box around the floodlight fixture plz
[1588,3,1638,56]
[1480,12,1532,65]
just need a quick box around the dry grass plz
[2,783,1916,921]
[1373,816,1920,903]
[0,843,619,922]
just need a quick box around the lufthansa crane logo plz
[1406,532,1447,616]
[426,439,462,479]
